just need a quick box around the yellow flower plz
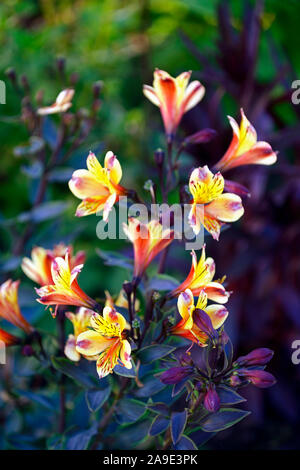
[36,250,97,317]
[22,244,85,286]
[69,151,127,219]
[143,69,205,137]
[0,280,33,334]
[123,217,174,280]
[37,89,74,115]
[215,109,277,171]
[171,289,228,346]
[188,165,244,239]
[76,307,132,379]
[64,308,95,362]
[170,245,229,303]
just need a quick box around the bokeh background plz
[0,0,300,449]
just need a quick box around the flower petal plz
[120,340,132,369]
[104,151,122,185]
[205,193,244,223]
[205,304,228,329]
[143,85,160,107]
[76,330,113,356]
[65,334,81,362]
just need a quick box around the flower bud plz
[235,348,274,367]
[22,345,34,357]
[160,366,193,385]
[154,148,164,167]
[193,308,218,343]
[229,375,242,387]
[184,128,217,145]
[203,384,220,412]
[224,179,251,198]
[237,368,276,388]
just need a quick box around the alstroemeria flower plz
[69,151,127,219]
[0,280,33,334]
[37,89,74,115]
[0,327,19,346]
[105,288,140,312]
[76,307,132,379]
[143,69,205,137]
[22,244,85,286]
[36,251,97,317]
[215,109,277,172]
[188,165,244,239]
[171,289,228,346]
[65,307,96,362]
[170,245,229,303]
[123,217,174,279]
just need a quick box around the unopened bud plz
[184,128,217,145]
[224,179,251,198]
[203,383,220,412]
[154,148,164,167]
[22,345,34,357]
[160,366,193,385]
[93,81,103,98]
[235,348,274,367]
[237,369,276,388]
[56,56,66,73]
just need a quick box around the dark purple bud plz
[229,375,242,387]
[22,345,34,357]
[237,368,276,388]
[93,81,103,98]
[122,281,133,296]
[160,366,193,385]
[224,179,251,198]
[235,348,274,367]
[203,384,220,412]
[154,148,164,167]
[184,128,217,145]
[56,56,66,73]
[179,352,193,366]
[193,308,218,344]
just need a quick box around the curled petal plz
[183,80,205,112]
[65,334,81,362]
[104,151,122,185]
[143,85,160,106]
[205,304,228,329]
[177,289,194,327]
[203,281,229,304]
[119,340,132,369]
[69,169,109,199]
[205,193,244,223]
[76,330,114,357]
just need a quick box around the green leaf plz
[148,274,179,291]
[174,435,197,450]
[137,344,176,364]
[171,410,187,444]
[114,360,136,378]
[217,385,246,405]
[51,357,98,389]
[134,376,166,398]
[85,387,111,412]
[200,408,251,432]
[96,249,133,270]
[147,402,169,417]
[16,389,56,410]
[116,399,146,423]
[66,423,98,450]
[149,415,170,436]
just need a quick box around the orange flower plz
[215,109,277,172]
[143,69,205,137]
[69,151,127,219]
[0,327,19,346]
[76,307,132,379]
[36,251,97,317]
[0,280,33,334]
[171,289,228,346]
[170,245,229,303]
[65,308,96,362]
[188,166,244,240]
[22,244,85,286]
[37,89,74,115]
[123,217,174,279]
